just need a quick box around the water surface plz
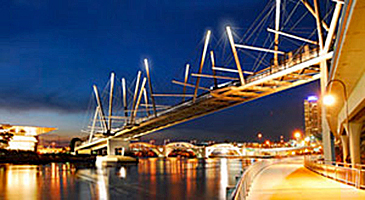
[0,158,253,200]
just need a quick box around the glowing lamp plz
[323,94,335,106]
[294,131,301,139]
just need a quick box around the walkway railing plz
[246,45,319,83]
[228,159,279,200]
[304,156,365,189]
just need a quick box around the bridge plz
[123,142,314,158]
[75,0,350,163]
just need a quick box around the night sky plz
[0,0,325,145]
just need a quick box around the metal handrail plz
[246,46,319,83]
[307,157,365,169]
[304,156,365,189]
[229,159,281,200]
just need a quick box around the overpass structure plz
[75,0,346,157]
[323,0,365,165]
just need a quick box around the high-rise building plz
[304,96,322,137]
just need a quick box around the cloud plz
[0,85,89,113]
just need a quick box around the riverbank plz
[0,149,96,164]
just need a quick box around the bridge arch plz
[205,143,243,157]
[129,142,163,157]
[164,142,202,158]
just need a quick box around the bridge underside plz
[325,0,365,164]
[118,67,322,141]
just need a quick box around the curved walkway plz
[247,158,365,200]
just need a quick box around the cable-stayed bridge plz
[75,0,343,153]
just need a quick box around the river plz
[0,158,254,200]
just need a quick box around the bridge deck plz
[247,158,365,200]
[76,48,331,151]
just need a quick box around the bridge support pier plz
[322,106,335,163]
[346,122,363,165]
[156,147,165,158]
[107,138,130,156]
[95,139,137,167]
[340,134,349,162]
[204,147,212,158]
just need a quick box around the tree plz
[0,132,14,149]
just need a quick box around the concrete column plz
[319,55,334,163]
[157,147,165,158]
[347,122,363,165]
[322,109,334,163]
[164,147,170,158]
[205,147,211,158]
[340,135,349,162]
[107,138,130,156]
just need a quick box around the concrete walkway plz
[247,158,365,200]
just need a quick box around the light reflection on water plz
[0,163,83,200]
[0,158,253,200]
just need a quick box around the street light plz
[294,131,301,140]
[323,79,349,136]
[257,133,262,143]
[323,94,335,106]
[324,79,349,162]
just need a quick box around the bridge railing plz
[246,45,319,83]
[304,156,365,189]
[228,159,279,200]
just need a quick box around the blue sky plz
[0,0,327,145]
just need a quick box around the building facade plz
[0,124,57,151]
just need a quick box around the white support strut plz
[89,106,100,143]
[267,28,317,45]
[212,67,254,74]
[193,30,211,102]
[235,44,285,54]
[130,71,141,123]
[93,85,108,131]
[107,72,115,131]
[323,2,343,53]
[274,0,281,66]
[226,26,245,85]
[132,77,147,123]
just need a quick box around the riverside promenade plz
[247,157,365,200]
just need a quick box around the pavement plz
[247,157,365,200]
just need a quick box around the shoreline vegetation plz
[0,149,96,164]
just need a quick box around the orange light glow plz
[323,94,335,106]
[294,131,301,139]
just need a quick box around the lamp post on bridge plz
[323,79,349,163]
